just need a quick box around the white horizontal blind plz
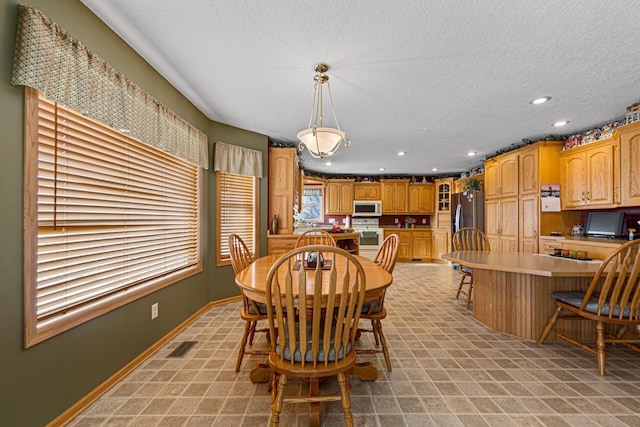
[35,92,200,321]
[218,172,257,261]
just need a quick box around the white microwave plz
[353,200,382,217]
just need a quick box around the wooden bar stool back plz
[451,227,490,309]
[538,239,640,375]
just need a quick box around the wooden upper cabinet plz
[381,179,409,214]
[519,148,538,195]
[560,139,617,209]
[436,179,452,212]
[268,147,299,234]
[408,183,435,214]
[354,183,381,200]
[485,153,518,199]
[618,122,640,206]
[325,179,355,215]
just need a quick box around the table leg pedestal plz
[249,363,271,383]
[350,362,378,381]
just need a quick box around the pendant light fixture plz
[297,64,350,158]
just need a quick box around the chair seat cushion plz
[276,322,352,363]
[361,300,382,314]
[551,291,632,318]
[247,301,269,315]
[461,266,473,275]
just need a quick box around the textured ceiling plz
[81,0,640,177]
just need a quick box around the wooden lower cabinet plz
[385,229,432,261]
[538,236,563,255]
[412,230,432,260]
[431,229,450,261]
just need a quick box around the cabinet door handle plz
[586,191,590,201]
[581,192,585,201]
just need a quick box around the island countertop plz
[441,251,602,277]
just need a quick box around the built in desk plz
[442,251,603,341]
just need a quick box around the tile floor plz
[70,264,640,426]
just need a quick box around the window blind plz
[217,172,258,263]
[25,88,201,344]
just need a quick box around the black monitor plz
[583,211,625,238]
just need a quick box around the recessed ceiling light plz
[552,120,569,127]
[379,168,385,171]
[530,96,551,105]
[325,161,333,166]
[431,168,439,171]
[397,151,406,156]
[466,151,478,156]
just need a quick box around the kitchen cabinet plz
[385,229,412,261]
[485,197,518,252]
[325,179,354,215]
[485,141,578,254]
[519,194,539,253]
[484,154,518,199]
[431,229,450,261]
[381,179,409,214]
[539,236,563,255]
[408,183,435,214]
[411,230,432,260]
[384,229,432,261]
[268,147,300,234]
[618,121,640,206]
[560,139,617,209]
[354,183,381,200]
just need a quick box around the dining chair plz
[356,233,398,371]
[266,245,366,427]
[538,239,640,375]
[294,229,337,248]
[229,233,270,372]
[451,227,490,309]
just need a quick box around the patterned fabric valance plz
[11,5,209,169]
[214,142,263,178]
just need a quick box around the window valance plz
[11,5,209,169]
[214,142,263,178]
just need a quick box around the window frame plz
[216,171,260,267]
[23,87,204,348]
[299,185,325,223]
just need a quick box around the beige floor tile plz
[68,264,640,426]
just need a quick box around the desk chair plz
[356,233,398,371]
[229,233,270,372]
[294,229,337,248]
[538,239,640,375]
[451,227,490,309]
[266,245,366,427]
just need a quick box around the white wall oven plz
[352,218,384,260]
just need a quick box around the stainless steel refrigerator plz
[451,191,485,234]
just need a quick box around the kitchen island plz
[442,251,603,341]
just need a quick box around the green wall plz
[0,1,268,425]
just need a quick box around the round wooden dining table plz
[234,253,393,383]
